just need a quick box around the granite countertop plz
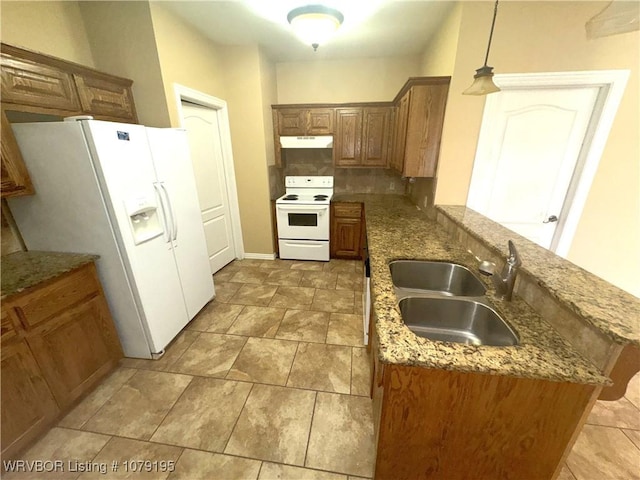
[1,251,98,299]
[437,205,640,347]
[352,194,607,386]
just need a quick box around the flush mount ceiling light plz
[463,0,501,96]
[287,4,344,52]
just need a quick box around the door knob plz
[543,215,558,223]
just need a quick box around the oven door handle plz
[277,205,328,213]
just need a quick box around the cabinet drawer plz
[1,307,17,343]
[13,266,98,329]
[1,54,80,111]
[333,203,362,218]
[74,74,136,121]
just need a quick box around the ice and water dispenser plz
[125,194,164,245]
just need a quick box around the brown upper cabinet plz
[334,106,393,168]
[275,107,335,136]
[334,108,363,167]
[1,108,33,197]
[0,43,138,198]
[390,77,450,178]
[362,107,391,167]
[273,76,449,174]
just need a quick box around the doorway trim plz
[471,69,629,257]
[173,83,245,260]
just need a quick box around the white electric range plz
[275,176,334,261]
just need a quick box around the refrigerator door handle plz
[160,183,178,242]
[153,182,172,243]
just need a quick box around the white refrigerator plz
[8,119,215,359]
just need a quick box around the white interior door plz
[467,86,600,250]
[181,101,236,273]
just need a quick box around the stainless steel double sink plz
[389,260,519,347]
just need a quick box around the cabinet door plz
[1,54,80,111]
[387,107,397,170]
[362,107,391,167]
[1,108,33,197]
[277,108,307,136]
[1,338,59,459]
[74,74,136,121]
[307,108,335,135]
[25,295,122,409]
[403,81,449,177]
[334,108,363,167]
[331,217,362,258]
[272,109,283,167]
[391,91,411,173]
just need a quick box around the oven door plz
[276,204,329,240]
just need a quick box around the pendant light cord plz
[483,0,499,67]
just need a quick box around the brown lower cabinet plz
[330,202,364,259]
[1,261,123,459]
[369,322,597,479]
[1,337,58,459]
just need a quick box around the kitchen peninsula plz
[333,193,639,479]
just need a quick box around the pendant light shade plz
[462,66,501,96]
[463,0,501,96]
[287,5,344,51]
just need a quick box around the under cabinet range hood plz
[279,135,333,149]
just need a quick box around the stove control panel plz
[285,176,334,188]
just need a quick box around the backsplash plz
[269,149,407,197]
[406,177,437,219]
[268,165,285,200]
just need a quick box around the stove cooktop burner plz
[314,195,328,201]
[282,195,299,200]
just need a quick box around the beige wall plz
[276,56,421,103]
[149,3,226,128]
[150,7,275,255]
[433,1,640,296]
[420,2,462,76]
[1,0,94,66]
[259,49,277,167]
[220,46,275,255]
[79,1,170,127]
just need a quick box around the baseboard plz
[242,252,277,260]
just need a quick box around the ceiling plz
[159,1,456,62]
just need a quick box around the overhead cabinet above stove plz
[274,107,335,136]
[271,76,450,176]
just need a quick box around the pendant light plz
[463,0,501,96]
[287,5,344,51]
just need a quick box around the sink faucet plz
[478,240,522,301]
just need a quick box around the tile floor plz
[6,258,640,479]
